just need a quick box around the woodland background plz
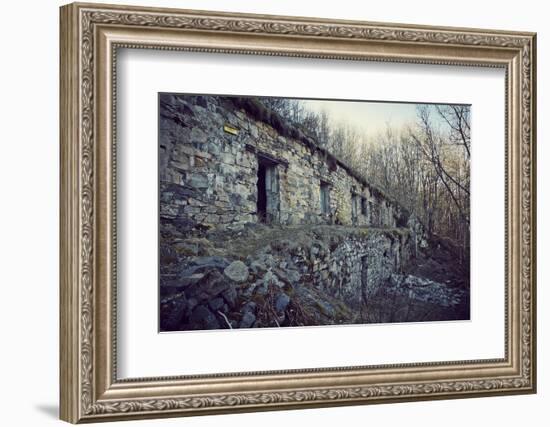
[263,98,471,262]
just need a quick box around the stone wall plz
[272,228,412,310]
[159,94,411,232]
[160,225,416,330]
[157,94,464,331]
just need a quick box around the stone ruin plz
[158,94,469,331]
[160,94,410,231]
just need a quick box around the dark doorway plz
[360,255,368,321]
[361,256,369,297]
[257,162,268,222]
[320,181,331,215]
[256,155,280,224]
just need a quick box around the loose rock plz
[224,260,249,283]
[239,312,256,328]
[274,293,290,313]
[189,305,220,330]
[160,294,187,330]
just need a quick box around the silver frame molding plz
[60,2,537,423]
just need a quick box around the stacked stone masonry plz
[159,94,410,232]
[159,94,467,330]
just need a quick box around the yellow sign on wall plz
[223,124,239,135]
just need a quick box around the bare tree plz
[408,105,470,262]
[436,105,471,158]
[257,98,470,261]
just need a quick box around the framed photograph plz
[60,2,536,423]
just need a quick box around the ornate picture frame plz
[60,2,536,423]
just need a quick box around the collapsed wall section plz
[160,226,414,330]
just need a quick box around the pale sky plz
[300,99,450,143]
